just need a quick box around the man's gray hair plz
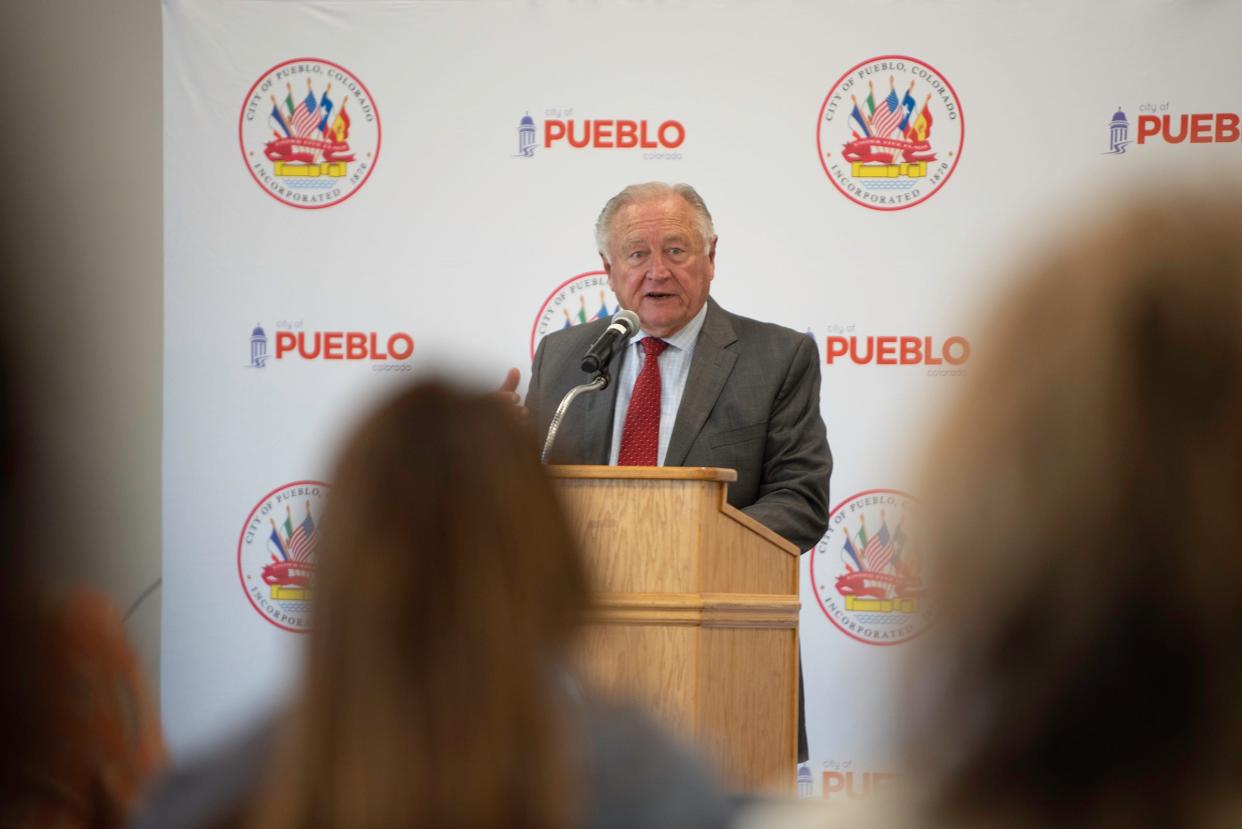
[595,182,716,262]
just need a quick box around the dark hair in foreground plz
[249,382,589,829]
[912,192,1242,827]
[0,339,49,807]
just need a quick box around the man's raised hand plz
[495,367,528,424]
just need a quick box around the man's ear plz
[707,236,718,266]
[600,251,614,285]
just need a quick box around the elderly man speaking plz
[518,182,832,552]
[505,182,832,761]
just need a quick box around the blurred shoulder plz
[131,720,275,829]
[733,793,925,829]
[576,698,735,829]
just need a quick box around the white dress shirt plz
[608,302,709,466]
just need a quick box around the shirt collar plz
[631,301,709,353]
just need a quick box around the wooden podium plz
[547,465,800,792]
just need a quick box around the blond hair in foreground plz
[909,190,1242,828]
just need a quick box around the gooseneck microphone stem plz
[541,373,609,465]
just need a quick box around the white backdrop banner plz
[163,0,1242,798]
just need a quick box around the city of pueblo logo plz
[1105,103,1242,155]
[514,109,685,160]
[247,321,413,372]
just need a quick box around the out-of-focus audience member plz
[132,381,734,829]
[737,192,1242,828]
[0,346,166,828]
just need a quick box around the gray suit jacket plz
[527,297,832,552]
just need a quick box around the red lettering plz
[616,120,638,148]
[1136,115,1160,144]
[875,336,897,365]
[323,332,343,360]
[821,771,870,801]
[872,773,896,793]
[945,336,971,365]
[845,772,871,800]
[297,332,321,359]
[593,120,614,148]
[276,330,413,361]
[274,331,296,358]
[821,770,895,802]
[828,335,969,366]
[346,332,367,359]
[388,333,415,361]
[1162,113,1189,144]
[1216,113,1240,143]
[639,120,657,148]
[899,336,921,365]
[541,118,566,147]
[567,120,590,148]
[1190,113,1212,143]
[658,120,685,148]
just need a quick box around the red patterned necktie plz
[617,337,669,466]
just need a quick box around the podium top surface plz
[545,465,738,482]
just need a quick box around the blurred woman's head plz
[253,381,589,829]
[912,191,1242,827]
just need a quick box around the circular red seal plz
[236,480,329,633]
[809,488,931,646]
[529,270,616,360]
[238,58,381,209]
[816,55,964,211]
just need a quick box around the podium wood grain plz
[549,465,799,792]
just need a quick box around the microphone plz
[580,309,640,374]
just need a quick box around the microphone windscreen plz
[614,309,640,335]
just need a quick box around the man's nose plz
[646,250,672,278]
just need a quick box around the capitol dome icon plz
[517,112,537,157]
[1107,107,1130,155]
[249,323,268,368]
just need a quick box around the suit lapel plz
[665,299,738,467]
[575,345,626,464]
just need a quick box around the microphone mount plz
[541,370,610,464]
[541,309,639,465]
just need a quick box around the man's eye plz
[628,251,646,261]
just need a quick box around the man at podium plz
[516,182,832,764]
[523,181,832,553]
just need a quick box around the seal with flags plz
[239,58,381,209]
[816,55,964,211]
[810,488,932,645]
[530,271,619,360]
[237,481,330,632]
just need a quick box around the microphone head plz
[580,310,642,375]
[613,309,640,336]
